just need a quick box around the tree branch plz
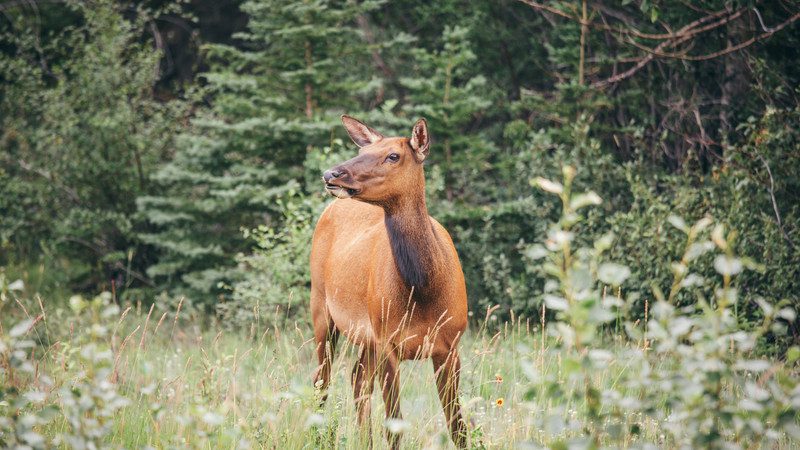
[631,12,800,61]
[518,1,797,86]
[756,152,796,250]
[516,0,575,21]
[590,7,799,88]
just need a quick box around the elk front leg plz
[311,296,339,405]
[433,349,468,449]
[352,346,377,446]
[380,351,402,450]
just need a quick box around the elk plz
[310,116,469,448]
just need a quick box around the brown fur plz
[310,116,469,448]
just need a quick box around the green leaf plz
[734,360,771,372]
[9,319,34,338]
[523,245,548,261]
[787,346,800,363]
[598,263,631,286]
[569,191,602,210]
[714,255,742,276]
[777,307,796,322]
[7,279,24,292]
[691,216,713,234]
[543,294,568,311]
[385,418,410,434]
[571,267,593,291]
[685,241,714,261]
[593,232,615,252]
[69,295,86,313]
[756,298,773,316]
[667,215,689,234]
[532,177,563,194]
[711,224,727,249]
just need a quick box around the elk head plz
[323,115,430,207]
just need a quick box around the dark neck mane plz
[383,194,443,296]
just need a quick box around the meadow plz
[2,287,797,449]
[3,293,538,448]
[0,296,698,448]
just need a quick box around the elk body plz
[310,116,469,448]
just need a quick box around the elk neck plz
[382,188,445,299]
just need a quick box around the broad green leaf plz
[523,245,548,260]
[385,418,410,434]
[9,319,34,338]
[685,241,714,261]
[8,279,24,291]
[598,263,631,286]
[691,216,713,234]
[593,232,615,252]
[734,360,771,372]
[667,215,689,234]
[69,295,86,313]
[714,255,742,276]
[543,295,568,311]
[777,307,796,322]
[755,298,773,316]
[532,177,563,194]
[569,191,602,210]
[711,224,727,249]
[787,346,800,363]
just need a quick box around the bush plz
[222,195,323,329]
[0,293,131,448]
[522,166,800,448]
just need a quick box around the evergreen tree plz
[400,25,495,205]
[138,0,387,305]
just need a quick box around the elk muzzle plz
[323,166,361,198]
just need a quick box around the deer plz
[310,115,469,449]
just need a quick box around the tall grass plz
[1,291,562,448]
[1,286,796,449]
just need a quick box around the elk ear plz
[409,118,430,161]
[341,115,384,147]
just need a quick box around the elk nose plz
[323,168,345,182]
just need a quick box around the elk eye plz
[385,153,400,163]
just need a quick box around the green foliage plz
[220,136,360,327]
[221,194,323,327]
[137,0,393,306]
[2,1,799,446]
[401,25,495,202]
[0,0,797,351]
[523,166,800,448]
[0,0,187,291]
[1,272,798,448]
[0,293,131,448]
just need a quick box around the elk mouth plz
[325,181,361,199]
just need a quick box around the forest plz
[1,0,799,448]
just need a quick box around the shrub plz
[222,195,323,329]
[522,166,800,448]
[0,293,130,448]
